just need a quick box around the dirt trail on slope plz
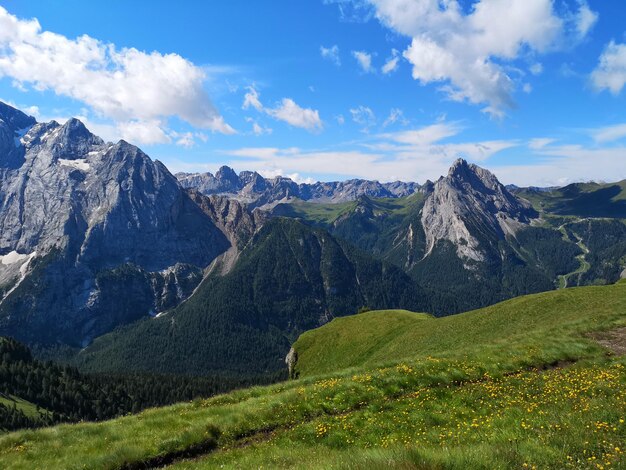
[589,327,626,356]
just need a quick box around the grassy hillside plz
[515,180,626,218]
[291,309,433,377]
[292,280,626,377]
[1,281,626,469]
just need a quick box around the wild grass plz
[173,358,626,469]
[0,281,625,469]
[293,281,626,377]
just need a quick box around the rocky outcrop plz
[187,191,267,249]
[421,158,537,263]
[176,167,421,207]
[0,102,230,347]
[285,347,298,379]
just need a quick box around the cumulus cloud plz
[350,105,376,131]
[381,49,400,74]
[245,117,273,136]
[268,99,323,131]
[574,2,598,39]
[530,63,544,76]
[242,86,323,132]
[242,86,264,111]
[352,50,373,73]
[591,41,626,95]
[364,0,597,116]
[320,45,341,66]
[0,6,234,145]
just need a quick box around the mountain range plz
[176,167,422,207]
[0,101,625,380]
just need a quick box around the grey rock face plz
[421,158,537,263]
[285,347,298,379]
[176,167,421,207]
[0,102,233,347]
[187,191,267,249]
[0,102,36,170]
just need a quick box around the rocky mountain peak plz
[49,118,104,160]
[0,102,36,131]
[448,157,471,177]
[447,157,500,190]
[0,103,233,346]
[0,101,37,168]
[216,165,239,182]
[421,158,536,263]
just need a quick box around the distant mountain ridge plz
[0,101,624,382]
[176,167,422,207]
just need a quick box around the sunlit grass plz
[0,281,625,469]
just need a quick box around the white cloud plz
[256,168,316,185]
[528,137,555,150]
[242,86,263,111]
[335,114,346,125]
[0,6,235,141]
[574,2,598,39]
[381,49,399,74]
[219,120,516,182]
[591,41,626,95]
[174,132,196,148]
[267,99,323,131]
[350,105,376,131]
[37,112,165,145]
[352,50,373,73]
[242,86,323,132]
[495,143,626,187]
[591,123,626,143]
[121,120,171,145]
[245,117,272,136]
[365,0,597,116]
[379,122,461,146]
[168,130,208,148]
[216,130,626,188]
[530,63,543,76]
[320,45,341,66]
[252,122,271,135]
[382,108,408,127]
[523,83,533,94]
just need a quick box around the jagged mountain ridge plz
[0,103,255,347]
[176,166,421,207]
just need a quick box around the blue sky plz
[0,0,625,186]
